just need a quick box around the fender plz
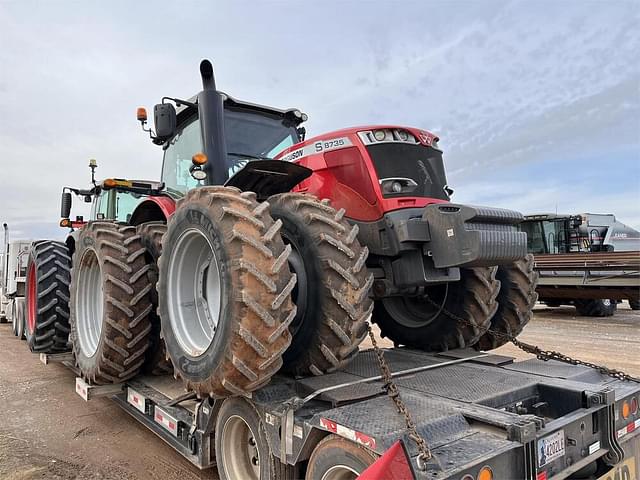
[128,195,176,225]
[224,160,312,200]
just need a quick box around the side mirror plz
[154,103,177,142]
[61,192,72,218]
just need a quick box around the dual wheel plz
[215,397,376,480]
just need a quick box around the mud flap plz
[357,440,415,480]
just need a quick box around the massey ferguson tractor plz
[26,60,536,402]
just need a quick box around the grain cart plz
[0,223,30,338]
[521,213,640,316]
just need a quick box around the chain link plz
[366,294,639,470]
[366,324,432,470]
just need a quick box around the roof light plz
[373,130,386,141]
[478,466,493,480]
[192,152,208,166]
[137,107,148,122]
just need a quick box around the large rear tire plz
[158,187,296,398]
[372,267,500,351]
[136,221,172,376]
[574,299,617,317]
[215,397,298,480]
[25,241,72,353]
[475,255,538,350]
[268,193,372,376]
[305,434,378,480]
[70,222,153,384]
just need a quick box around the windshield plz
[91,189,143,222]
[521,220,569,254]
[162,110,298,194]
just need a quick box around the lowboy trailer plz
[41,346,639,480]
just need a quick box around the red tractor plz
[27,60,535,406]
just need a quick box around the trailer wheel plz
[158,187,295,397]
[372,267,500,351]
[15,298,25,340]
[629,299,640,311]
[215,397,297,480]
[475,255,538,350]
[574,298,617,317]
[70,222,153,384]
[25,240,72,353]
[8,300,17,336]
[136,222,172,375]
[268,193,373,376]
[305,434,378,480]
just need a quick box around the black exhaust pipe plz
[198,59,229,186]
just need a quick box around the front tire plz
[268,193,372,376]
[158,187,296,398]
[372,267,500,351]
[70,222,153,384]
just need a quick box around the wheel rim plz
[75,249,104,357]
[221,415,261,480]
[382,284,448,328]
[283,233,308,336]
[27,262,37,333]
[167,228,222,358]
[602,299,611,307]
[321,465,360,480]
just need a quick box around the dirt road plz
[0,305,638,479]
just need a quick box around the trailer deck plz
[42,346,640,480]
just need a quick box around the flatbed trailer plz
[42,347,640,480]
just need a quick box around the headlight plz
[373,129,387,141]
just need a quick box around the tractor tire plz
[268,193,373,376]
[215,397,298,480]
[70,222,153,384]
[574,299,617,317]
[629,299,640,310]
[25,240,72,353]
[137,222,172,376]
[372,267,500,351]
[15,298,26,340]
[8,300,17,336]
[475,255,538,350]
[305,434,378,480]
[158,186,296,398]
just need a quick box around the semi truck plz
[0,223,30,338]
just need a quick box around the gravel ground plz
[0,304,638,479]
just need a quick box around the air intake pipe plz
[198,59,229,186]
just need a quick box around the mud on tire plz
[158,186,296,398]
[476,254,538,350]
[136,222,172,375]
[268,193,373,376]
[70,222,153,384]
[25,240,72,353]
[372,267,500,351]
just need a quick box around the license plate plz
[538,430,565,468]
[597,457,637,480]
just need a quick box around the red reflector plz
[358,441,413,480]
[628,422,636,433]
[537,472,547,480]
[324,147,377,204]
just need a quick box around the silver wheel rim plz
[321,465,360,480]
[76,249,103,357]
[167,228,222,357]
[222,415,261,479]
[602,299,611,306]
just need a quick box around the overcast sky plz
[1,0,638,244]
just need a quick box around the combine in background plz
[521,213,640,316]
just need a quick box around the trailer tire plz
[574,298,617,317]
[8,300,17,336]
[305,434,378,480]
[158,187,295,398]
[475,254,538,350]
[15,298,25,340]
[215,397,297,480]
[25,240,72,353]
[136,222,172,375]
[373,267,500,351]
[268,193,373,376]
[70,222,153,384]
[629,299,640,310]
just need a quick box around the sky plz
[0,0,639,245]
